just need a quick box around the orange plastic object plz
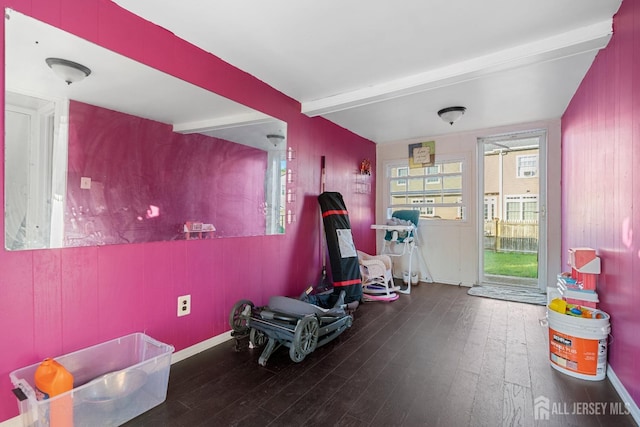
[580,308,593,318]
[34,358,74,426]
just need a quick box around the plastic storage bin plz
[10,333,174,427]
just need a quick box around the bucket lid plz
[560,288,599,302]
[547,305,610,324]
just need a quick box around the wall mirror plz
[5,9,288,250]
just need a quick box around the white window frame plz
[385,156,467,222]
[504,194,539,221]
[397,166,408,186]
[425,165,441,184]
[516,154,538,178]
[484,196,497,220]
[411,197,435,217]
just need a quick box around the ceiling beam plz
[301,20,613,117]
[173,111,273,134]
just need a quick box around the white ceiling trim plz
[301,19,613,118]
[173,111,273,134]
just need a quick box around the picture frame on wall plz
[409,140,435,169]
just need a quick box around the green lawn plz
[484,250,538,278]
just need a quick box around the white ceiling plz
[5,9,286,152]
[111,0,623,143]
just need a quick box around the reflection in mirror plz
[5,9,287,250]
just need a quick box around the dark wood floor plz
[124,283,637,427]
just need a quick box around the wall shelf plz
[355,172,371,194]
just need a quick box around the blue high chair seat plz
[379,209,421,294]
[384,210,419,243]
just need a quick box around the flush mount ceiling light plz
[437,106,466,125]
[45,58,91,85]
[266,134,285,147]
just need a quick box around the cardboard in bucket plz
[547,307,610,381]
[568,247,600,291]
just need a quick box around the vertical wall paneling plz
[633,0,640,405]
[30,0,60,26]
[95,244,146,340]
[60,0,98,41]
[183,239,218,344]
[562,0,640,406]
[32,250,63,360]
[60,246,99,353]
[0,0,376,421]
[0,250,35,371]
[140,242,179,347]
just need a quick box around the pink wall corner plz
[0,0,376,422]
[562,0,640,407]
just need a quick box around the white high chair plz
[371,210,422,294]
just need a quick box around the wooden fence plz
[484,219,538,253]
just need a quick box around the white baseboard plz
[439,280,474,287]
[0,331,234,427]
[607,365,640,424]
[0,416,21,427]
[171,331,233,364]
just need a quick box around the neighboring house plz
[483,147,540,252]
[388,159,464,221]
[484,147,540,222]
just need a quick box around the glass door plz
[478,130,547,290]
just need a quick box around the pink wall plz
[0,0,376,421]
[66,100,267,245]
[562,0,639,407]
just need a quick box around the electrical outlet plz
[80,176,91,190]
[177,294,191,317]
